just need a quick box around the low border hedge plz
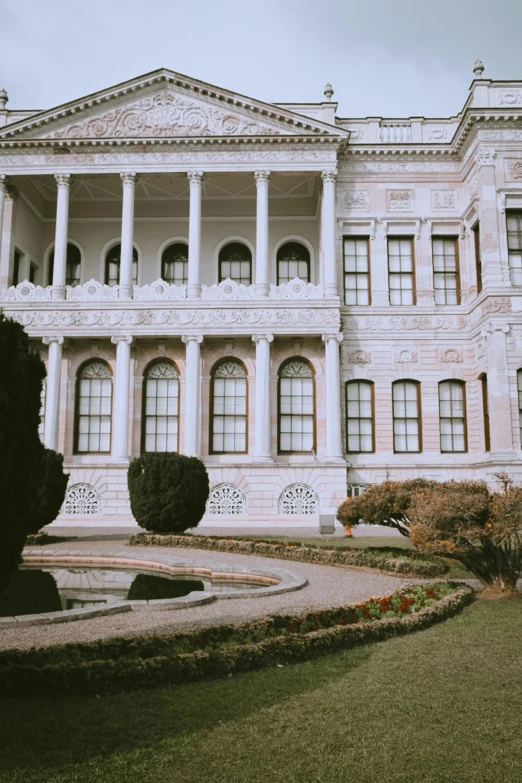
[0,583,473,697]
[129,533,446,578]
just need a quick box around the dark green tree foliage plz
[128,453,210,534]
[27,449,69,535]
[0,315,45,587]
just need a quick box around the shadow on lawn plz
[0,645,373,775]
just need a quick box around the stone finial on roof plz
[473,59,485,78]
[323,82,334,101]
[0,88,8,110]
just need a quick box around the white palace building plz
[1,61,522,526]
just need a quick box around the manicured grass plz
[1,599,520,783]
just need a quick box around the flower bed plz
[0,583,473,697]
[129,533,446,578]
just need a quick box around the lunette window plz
[344,237,370,305]
[392,380,421,452]
[75,361,112,454]
[346,380,374,453]
[105,244,138,287]
[433,237,460,305]
[142,361,180,452]
[278,358,315,453]
[161,243,188,285]
[218,242,252,285]
[388,238,415,305]
[276,241,310,284]
[439,380,467,452]
[211,360,247,453]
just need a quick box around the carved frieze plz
[395,349,418,363]
[439,348,463,363]
[340,160,460,174]
[387,190,414,212]
[347,350,372,364]
[498,90,522,106]
[432,190,456,211]
[344,315,467,332]
[507,161,522,180]
[426,127,449,141]
[341,190,370,210]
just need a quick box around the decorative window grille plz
[161,243,188,285]
[433,237,460,305]
[211,360,247,453]
[278,359,315,453]
[346,380,374,453]
[62,484,102,515]
[277,242,310,284]
[346,484,373,498]
[105,243,138,287]
[507,211,522,285]
[388,238,415,305]
[279,483,319,515]
[344,237,370,305]
[38,380,46,442]
[439,380,467,452]
[218,242,252,285]
[392,380,421,452]
[206,483,247,515]
[48,243,82,287]
[75,360,112,453]
[143,361,179,452]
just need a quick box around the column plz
[252,334,274,461]
[485,323,513,453]
[119,173,137,300]
[416,220,435,305]
[0,181,16,287]
[51,174,71,300]
[322,332,344,462]
[255,171,270,296]
[370,220,390,306]
[187,171,203,299]
[182,335,203,456]
[42,336,64,452]
[0,175,5,279]
[476,148,504,287]
[111,335,133,459]
[321,170,338,297]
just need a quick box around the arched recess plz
[213,236,256,285]
[278,483,319,515]
[99,238,142,286]
[45,239,85,286]
[273,236,315,284]
[206,483,247,515]
[277,356,316,454]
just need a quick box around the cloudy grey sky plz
[0,0,520,118]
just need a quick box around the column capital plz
[252,333,274,344]
[322,332,343,344]
[182,334,204,345]
[254,170,271,185]
[0,174,6,190]
[111,335,133,345]
[120,172,137,186]
[54,173,71,188]
[42,335,64,346]
[187,170,204,186]
[321,169,338,184]
[483,322,510,337]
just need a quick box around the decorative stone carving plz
[476,147,496,167]
[341,190,369,210]
[498,90,522,105]
[427,127,449,141]
[269,278,324,299]
[206,484,247,515]
[66,279,119,300]
[201,279,257,301]
[120,172,137,186]
[133,280,187,300]
[508,161,522,180]
[482,297,511,315]
[341,161,460,174]
[439,348,463,363]
[344,315,466,332]
[54,173,71,187]
[466,173,478,200]
[0,281,52,302]
[395,349,418,363]
[321,169,337,184]
[480,129,522,142]
[347,350,372,364]
[187,170,204,186]
[279,484,319,515]
[432,190,456,211]
[48,90,301,140]
[62,484,102,515]
[387,190,413,211]
[254,170,271,184]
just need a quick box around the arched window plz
[278,358,315,454]
[211,360,247,454]
[277,242,310,284]
[392,380,421,453]
[346,380,374,453]
[47,243,81,286]
[480,373,490,452]
[161,243,188,285]
[142,361,180,452]
[218,242,252,285]
[105,244,138,287]
[439,380,467,452]
[75,360,112,454]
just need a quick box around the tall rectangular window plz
[12,248,21,286]
[473,223,482,294]
[388,238,415,305]
[507,211,522,285]
[433,237,460,305]
[439,381,467,452]
[392,380,421,452]
[480,373,490,452]
[517,370,522,448]
[346,381,374,453]
[343,237,370,305]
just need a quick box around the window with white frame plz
[344,237,370,305]
[433,237,460,305]
[439,380,467,452]
[388,237,415,305]
[392,380,421,452]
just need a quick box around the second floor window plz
[507,211,522,285]
[346,380,374,453]
[161,243,188,285]
[439,380,467,452]
[344,237,370,305]
[388,238,415,305]
[105,244,138,287]
[277,242,310,284]
[48,243,81,287]
[433,237,460,305]
[392,380,421,452]
[219,242,252,286]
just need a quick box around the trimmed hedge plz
[129,533,446,578]
[0,583,473,696]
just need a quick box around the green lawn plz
[1,599,520,783]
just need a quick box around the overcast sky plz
[1,0,521,119]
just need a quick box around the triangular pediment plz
[0,69,346,143]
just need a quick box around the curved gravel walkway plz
[1,539,418,651]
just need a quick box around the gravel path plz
[1,539,419,651]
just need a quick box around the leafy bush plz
[27,449,69,534]
[128,453,209,534]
